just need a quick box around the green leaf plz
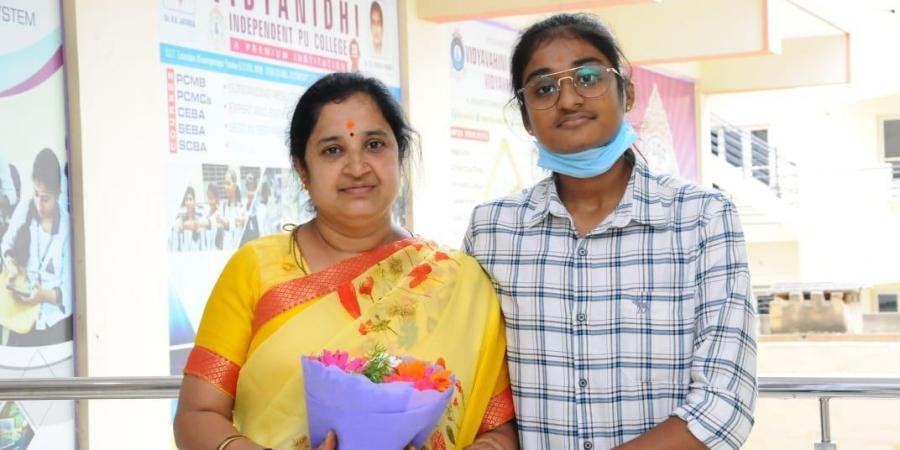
[362,345,393,383]
[446,426,456,445]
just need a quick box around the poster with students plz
[0,1,76,448]
[159,0,403,374]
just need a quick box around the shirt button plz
[584,441,594,450]
[576,313,586,322]
[578,247,587,256]
[579,378,588,388]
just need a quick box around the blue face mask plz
[536,121,638,178]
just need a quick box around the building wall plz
[748,241,801,286]
[62,0,171,449]
[705,91,900,287]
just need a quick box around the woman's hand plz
[314,432,418,450]
[464,438,507,450]
[465,423,518,450]
[316,432,337,450]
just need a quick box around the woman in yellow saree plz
[173,73,517,450]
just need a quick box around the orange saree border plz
[478,385,516,433]
[184,346,241,397]
[251,236,421,333]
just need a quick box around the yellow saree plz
[184,233,513,450]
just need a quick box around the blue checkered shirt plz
[463,154,757,449]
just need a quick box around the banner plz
[440,20,544,245]
[160,0,403,374]
[628,66,698,180]
[0,0,76,448]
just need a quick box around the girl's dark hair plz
[32,148,61,193]
[8,220,30,267]
[205,182,219,201]
[181,186,196,207]
[510,13,631,111]
[225,168,242,204]
[288,72,416,173]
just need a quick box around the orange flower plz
[429,368,453,392]
[434,251,450,262]
[392,360,429,381]
[358,320,374,335]
[359,276,374,296]
[408,263,432,288]
[435,357,447,369]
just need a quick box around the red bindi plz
[346,119,356,136]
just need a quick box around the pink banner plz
[628,66,698,181]
[230,37,348,72]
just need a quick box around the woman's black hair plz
[288,72,416,174]
[510,13,631,112]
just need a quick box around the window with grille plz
[724,129,742,168]
[878,293,898,313]
[883,118,900,181]
[751,129,770,185]
[710,128,720,156]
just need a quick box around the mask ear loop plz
[619,73,645,164]
[503,95,547,178]
[503,96,536,144]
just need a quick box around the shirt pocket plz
[615,288,696,386]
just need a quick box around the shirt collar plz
[523,151,670,230]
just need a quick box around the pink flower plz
[316,350,367,373]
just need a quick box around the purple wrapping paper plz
[302,358,455,449]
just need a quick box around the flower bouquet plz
[301,348,455,449]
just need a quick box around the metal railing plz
[0,376,181,400]
[710,114,800,205]
[758,377,900,450]
[1,376,899,449]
